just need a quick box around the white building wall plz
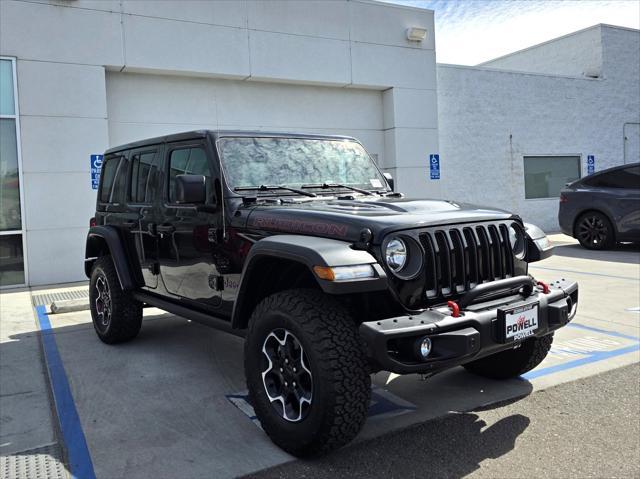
[480,25,604,78]
[0,0,438,286]
[437,25,640,232]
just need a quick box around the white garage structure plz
[0,0,439,287]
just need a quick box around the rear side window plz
[129,150,158,203]
[168,147,212,203]
[99,156,122,203]
[584,165,640,189]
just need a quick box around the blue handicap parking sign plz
[90,154,103,190]
[587,155,595,175]
[429,154,440,180]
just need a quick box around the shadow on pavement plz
[246,409,530,479]
[551,242,640,265]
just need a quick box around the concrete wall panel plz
[26,227,88,285]
[0,0,123,66]
[249,31,351,85]
[20,117,109,174]
[122,15,250,78]
[349,0,434,51]
[123,0,247,28]
[247,0,349,40]
[351,42,436,89]
[23,172,96,231]
[17,61,107,118]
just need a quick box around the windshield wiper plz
[234,185,317,198]
[301,183,375,196]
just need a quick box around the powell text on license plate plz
[504,303,538,341]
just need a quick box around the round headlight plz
[508,224,526,259]
[385,238,407,272]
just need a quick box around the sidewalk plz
[0,288,68,478]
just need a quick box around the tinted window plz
[99,156,121,203]
[130,151,158,203]
[584,166,640,189]
[524,156,581,199]
[168,147,211,203]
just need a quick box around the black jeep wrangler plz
[85,130,578,456]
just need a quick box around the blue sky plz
[384,0,640,65]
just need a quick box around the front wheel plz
[244,289,371,457]
[463,334,553,379]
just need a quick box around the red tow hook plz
[447,300,460,318]
[537,280,550,294]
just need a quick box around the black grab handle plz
[457,275,535,309]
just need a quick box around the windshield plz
[217,137,388,192]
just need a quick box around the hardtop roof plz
[104,130,358,155]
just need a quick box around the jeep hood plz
[239,196,516,243]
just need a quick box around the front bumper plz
[360,277,578,374]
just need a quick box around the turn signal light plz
[89,217,96,227]
[313,264,375,281]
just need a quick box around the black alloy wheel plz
[576,212,614,250]
[261,329,313,422]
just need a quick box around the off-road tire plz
[463,333,554,379]
[575,211,615,250]
[89,256,142,344]
[244,289,371,457]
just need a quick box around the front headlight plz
[385,238,407,272]
[508,224,526,259]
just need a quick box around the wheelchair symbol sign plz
[429,154,440,180]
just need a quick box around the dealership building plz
[0,0,638,288]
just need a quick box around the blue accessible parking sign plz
[587,155,595,175]
[429,154,440,180]
[90,154,103,190]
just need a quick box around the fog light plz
[417,337,432,360]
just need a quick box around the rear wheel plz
[575,211,615,250]
[244,289,371,457]
[463,334,553,379]
[89,256,142,344]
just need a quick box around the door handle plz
[122,221,137,229]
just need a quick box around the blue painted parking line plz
[523,322,640,380]
[35,305,96,479]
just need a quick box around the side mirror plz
[383,172,394,192]
[175,174,206,204]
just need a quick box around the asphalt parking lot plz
[1,234,639,478]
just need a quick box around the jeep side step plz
[132,291,245,338]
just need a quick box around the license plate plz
[502,303,539,342]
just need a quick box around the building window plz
[524,155,581,199]
[0,57,26,287]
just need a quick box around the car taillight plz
[559,194,568,204]
[90,217,96,227]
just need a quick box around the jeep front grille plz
[418,223,515,299]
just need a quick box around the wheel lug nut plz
[293,367,297,372]
[284,381,288,387]
[293,381,296,387]
[279,368,283,372]
[285,358,289,364]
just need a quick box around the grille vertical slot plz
[416,222,516,303]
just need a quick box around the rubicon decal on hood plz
[250,216,348,237]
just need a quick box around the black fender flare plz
[231,234,387,329]
[84,226,143,290]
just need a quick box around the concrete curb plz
[50,299,90,314]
